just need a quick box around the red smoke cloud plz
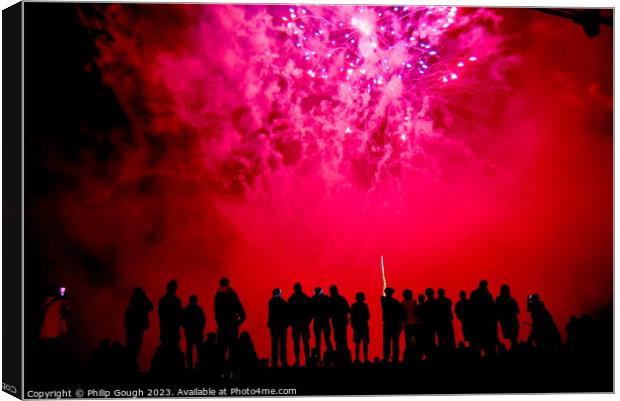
[33,5,611,369]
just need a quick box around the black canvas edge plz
[2,1,24,399]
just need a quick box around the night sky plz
[25,4,612,370]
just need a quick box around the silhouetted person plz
[565,315,579,352]
[182,294,206,370]
[287,283,312,366]
[310,287,333,360]
[565,314,597,354]
[124,287,153,364]
[40,285,71,342]
[230,331,260,373]
[455,290,474,345]
[108,340,133,376]
[578,314,597,353]
[415,293,433,359]
[402,289,417,352]
[436,288,456,351]
[197,332,225,377]
[469,280,498,357]
[268,288,288,367]
[329,285,350,354]
[158,280,183,346]
[381,287,404,363]
[495,284,520,350]
[214,277,246,358]
[90,339,112,376]
[526,294,561,351]
[150,342,185,376]
[424,288,439,347]
[351,292,370,363]
[90,340,132,378]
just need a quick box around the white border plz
[0,2,615,401]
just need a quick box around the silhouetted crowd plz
[40,277,602,378]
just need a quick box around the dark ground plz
[26,350,612,396]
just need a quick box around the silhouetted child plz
[150,342,185,377]
[90,339,111,376]
[197,332,224,377]
[268,288,288,367]
[182,294,206,370]
[124,287,153,364]
[350,292,370,363]
[230,331,259,373]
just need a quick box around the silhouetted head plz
[272,288,282,297]
[403,289,413,300]
[166,280,178,295]
[356,292,365,302]
[293,282,302,293]
[384,287,395,297]
[459,290,467,300]
[314,287,323,296]
[479,279,488,289]
[206,332,217,343]
[130,287,145,304]
[437,288,446,298]
[239,331,252,345]
[219,277,230,287]
[189,294,198,304]
[417,294,425,303]
[424,288,435,299]
[500,284,510,297]
[529,293,540,302]
[329,285,339,296]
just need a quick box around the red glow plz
[34,5,612,370]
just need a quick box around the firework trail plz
[381,254,387,292]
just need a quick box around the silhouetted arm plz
[145,297,153,312]
[514,299,520,315]
[237,295,247,325]
[199,308,206,330]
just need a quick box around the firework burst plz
[264,5,489,190]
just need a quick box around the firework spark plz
[279,5,476,93]
[263,5,489,192]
